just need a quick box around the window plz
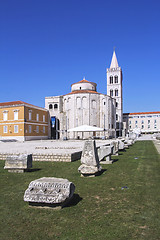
[29,111,32,120]
[92,100,96,109]
[116,102,118,108]
[54,104,58,109]
[115,89,118,96]
[36,114,39,121]
[29,125,32,133]
[3,112,8,121]
[110,90,113,97]
[154,120,157,124]
[36,126,39,133]
[115,76,118,83]
[3,126,8,133]
[135,120,138,124]
[148,120,150,124]
[43,126,45,134]
[141,120,144,124]
[76,97,81,109]
[142,125,144,129]
[148,125,150,129]
[14,125,18,133]
[43,115,45,122]
[110,76,113,84]
[116,114,118,121]
[49,104,53,109]
[14,111,18,120]
[129,121,131,124]
[104,102,106,105]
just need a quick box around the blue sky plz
[0,0,160,113]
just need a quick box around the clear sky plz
[0,0,160,113]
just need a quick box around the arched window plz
[110,76,113,84]
[49,104,53,109]
[110,89,113,97]
[115,89,118,96]
[115,76,118,83]
[54,104,58,109]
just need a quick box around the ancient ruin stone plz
[24,177,75,208]
[4,154,32,173]
[78,140,101,176]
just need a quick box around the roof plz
[68,125,104,132]
[0,101,30,107]
[66,90,100,95]
[71,78,97,87]
[0,100,47,111]
[110,50,119,68]
[124,111,160,115]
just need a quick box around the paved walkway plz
[0,139,112,155]
[153,140,160,154]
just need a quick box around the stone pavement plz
[0,139,112,156]
[153,140,160,154]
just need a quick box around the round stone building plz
[45,77,116,139]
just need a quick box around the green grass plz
[0,141,160,240]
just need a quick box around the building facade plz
[0,101,49,141]
[45,78,116,139]
[123,112,160,134]
[107,50,123,137]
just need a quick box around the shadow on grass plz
[64,194,83,208]
[27,168,41,172]
[112,159,119,163]
[99,169,107,175]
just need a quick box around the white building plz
[107,50,123,137]
[45,77,116,139]
[123,112,160,134]
[45,50,125,139]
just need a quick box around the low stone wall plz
[0,151,82,162]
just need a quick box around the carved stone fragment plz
[4,154,32,173]
[24,177,75,208]
[98,145,113,164]
[78,140,101,176]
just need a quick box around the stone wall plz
[0,151,82,162]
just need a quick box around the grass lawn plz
[0,141,160,240]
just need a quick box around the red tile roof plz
[78,79,90,83]
[124,111,160,115]
[66,90,100,95]
[0,101,44,109]
[71,79,97,86]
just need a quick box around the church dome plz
[71,78,97,92]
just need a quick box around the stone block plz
[4,154,32,173]
[98,145,113,164]
[24,177,75,209]
[110,141,119,155]
[118,140,125,150]
[78,140,101,177]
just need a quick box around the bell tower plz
[107,50,123,137]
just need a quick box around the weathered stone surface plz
[118,140,125,150]
[24,177,75,208]
[78,140,101,176]
[4,154,32,172]
[156,134,160,140]
[98,145,113,164]
[110,141,119,155]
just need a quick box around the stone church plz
[45,50,123,139]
